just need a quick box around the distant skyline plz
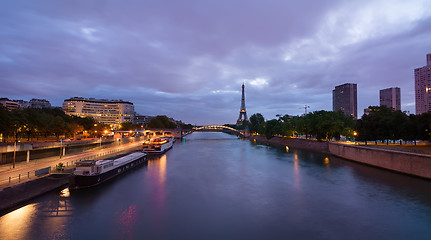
[1,0,431,125]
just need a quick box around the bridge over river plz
[184,125,248,137]
[129,125,249,138]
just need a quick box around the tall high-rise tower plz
[415,54,431,115]
[380,87,401,111]
[237,84,249,125]
[332,83,357,119]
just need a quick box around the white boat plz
[142,137,174,154]
[69,151,147,190]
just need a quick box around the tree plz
[356,106,411,144]
[148,115,177,129]
[249,113,265,134]
[264,119,282,139]
[0,105,10,142]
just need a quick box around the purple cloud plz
[1,0,430,124]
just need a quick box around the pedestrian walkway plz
[0,140,145,189]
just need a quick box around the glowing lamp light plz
[324,157,330,166]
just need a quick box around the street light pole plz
[60,139,62,159]
[13,141,16,168]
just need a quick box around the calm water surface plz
[1,132,431,240]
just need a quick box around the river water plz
[1,132,431,240]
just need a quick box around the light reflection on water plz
[0,203,37,240]
[117,204,138,240]
[1,132,431,240]
[0,187,73,240]
[146,154,167,237]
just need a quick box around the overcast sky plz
[1,0,430,125]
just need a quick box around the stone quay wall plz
[250,135,329,153]
[328,142,431,179]
[250,135,431,179]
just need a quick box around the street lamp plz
[13,140,17,168]
[353,131,358,144]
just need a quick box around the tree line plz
[0,106,99,142]
[244,106,431,144]
[247,110,354,141]
[356,106,431,144]
[0,104,190,143]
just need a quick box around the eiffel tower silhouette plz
[237,83,249,125]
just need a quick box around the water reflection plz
[44,188,73,217]
[147,154,168,235]
[159,155,167,184]
[293,152,301,189]
[0,186,72,240]
[0,203,36,240]
[2,133,431,239]
[117,204,138,239]
[148,154,167,185]
[324,157,330,167]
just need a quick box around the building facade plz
[14,100,31,109]
[332,83,357,119]
[380,87,401,111]
[63,97,134,126]
[415,54,431,115]
[2,98,52,109]
[133,115,153,126]
[0,98,19,111]
[29,98,51,108]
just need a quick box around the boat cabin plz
[74,160,114,176]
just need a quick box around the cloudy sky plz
[1,0,430,125]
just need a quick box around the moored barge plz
[69,151,147,190]
[142,137,174,155]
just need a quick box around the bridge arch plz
[184,125,246,137]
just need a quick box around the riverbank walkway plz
[335,139,431,155]
[0,140,146,190]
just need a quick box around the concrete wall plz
[329,142,431,179]
[250,135,329,153]
[0,144,32,153]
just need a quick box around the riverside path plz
[0,139,146,189]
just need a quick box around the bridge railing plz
[190,125,245,136]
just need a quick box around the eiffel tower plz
[237,83,249,125]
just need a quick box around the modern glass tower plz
[380,87,401,111]
[332,83,357,119]
[415,54,431,115]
